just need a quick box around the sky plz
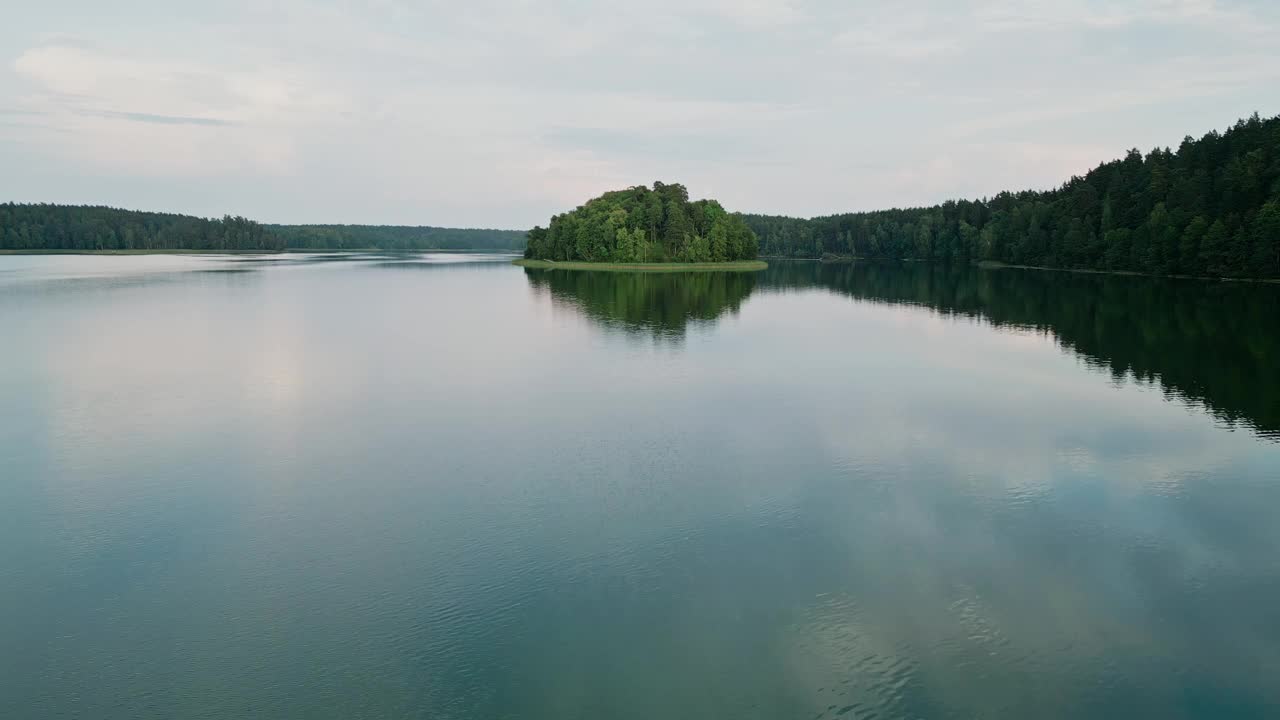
[2,0,1279,229]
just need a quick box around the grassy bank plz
[514,259,767,273]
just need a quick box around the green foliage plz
[742,112,1280,279]
[0,205,527,252]
[270,224,526,251]
[0,204,283,251]
[524,182,760,263]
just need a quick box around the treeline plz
[272,224,527,251]
[743,113,1280,279]
[0,203,283,251]
[525,181,759,263]
[0,205,530,253]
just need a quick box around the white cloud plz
[9,43,353,176]
[974,0,1264,31]
[692,0,806,28]
[2,1,1279,225]
[13,43,348,123]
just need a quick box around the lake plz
[2,253,1278,719]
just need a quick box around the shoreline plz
[976,260,1280,284]
[0,248,277,255]
[513,259,768,273]
[762,255,1278,284]
[0,248,520,256]
[281,248,519,254]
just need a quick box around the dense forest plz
[8,113,1277,271]
[271,224,526,250]
[743,113,1280,279]
[524,182,759,263]
[0,203,283,251]
[0,205,526,252]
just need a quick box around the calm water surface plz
[2,253,1278,719]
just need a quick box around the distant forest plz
[270,225,526,251]
[524,182,759,263]
[5,113,1277,275]
[0,205,524,252]
[743,113,1280,279]
[0,204,284,252]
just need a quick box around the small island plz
[517,181,765,271]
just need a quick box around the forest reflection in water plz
[4,252,1278,719]
[525,261,1280,439]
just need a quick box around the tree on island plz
[524,182,760,263]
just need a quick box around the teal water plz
[1,253,1278,719]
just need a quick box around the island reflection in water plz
[523,267,758,342]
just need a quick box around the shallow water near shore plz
[2,252,1278,719]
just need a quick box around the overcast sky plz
[2,1,1279,228]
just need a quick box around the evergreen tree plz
[739,112,1280,279]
